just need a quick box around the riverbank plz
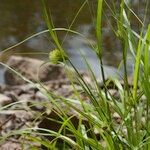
[0,56,92,149]
[0,56,133,149]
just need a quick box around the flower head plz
[49,49,68,64]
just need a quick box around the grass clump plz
[0,0,150,149]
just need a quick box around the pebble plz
[0,94,12,106]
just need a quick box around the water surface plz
[0,0,149,82]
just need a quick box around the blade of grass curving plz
[124,1,143,26]
[118,0,131,109]
[61,0,88,45]
[26,136,55,149]
[68,59,110,122]
[80,52,112,119]
[0,28,95,58]
[133,32,144,103]
[96,0,108,100]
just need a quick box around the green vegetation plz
[1,0,150,149]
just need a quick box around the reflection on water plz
[0,0,149,82]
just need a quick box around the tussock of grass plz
[0,0,150,149]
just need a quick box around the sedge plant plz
[0,0,150,149]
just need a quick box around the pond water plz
[0,0,149,83]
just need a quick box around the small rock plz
[27,91,49,111]
[0,110,34,135]
[119,76,133,87]
[18,93,34,102]
[8,84,37,95]
[35,91,47,101]
[0,94,12,106]
[113,112,121,124]
[0,110,34,122]
[108,89,120,99]
[0,85,6,93]
[4,91,19,102]
[0,141,21,150]
[5,56,67,85]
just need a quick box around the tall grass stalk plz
[96,0,108,100]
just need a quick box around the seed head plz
[49,49,68,64]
